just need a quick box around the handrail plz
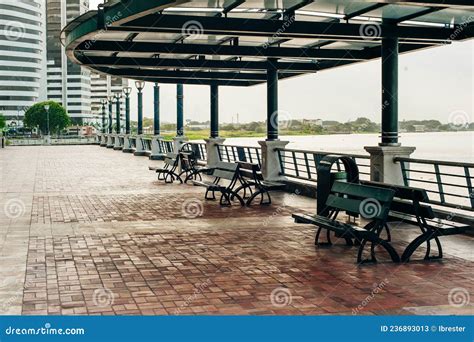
[394,156,474,212]
[394,157,474,168]
[217,144,262,166]
[275,147,370,160]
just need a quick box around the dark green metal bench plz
[193,162,245,206]
[234,162,286,205]
[363,181,470,262]
[293,181,400,264]
[178,144,212,184]
[149,153,182,184]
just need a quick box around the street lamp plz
[123,86,132,135]
[114,92,122,134]
[100,99,107,134]
[135,81,145,135]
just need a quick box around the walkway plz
[0,146,472,315]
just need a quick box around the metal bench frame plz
[149,153,182,184]
[293,181,400,264]
[193,162,245,206]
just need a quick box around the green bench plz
[234,162,286,205]
[293,181,400,263]
[149,153,182,184]
[362,181,470,262]
[193,162,245,206]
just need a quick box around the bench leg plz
[246,189,271,206]
[205,189,216,200]
[356,228,400,264]
[315,227,333,246]
[401,231,443,262]
[384,224,391,242]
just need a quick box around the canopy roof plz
[62,0,474,87]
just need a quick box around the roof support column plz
[134,81,148,156]
[150,83,165,160]
[174,83,188,153]
[381,23,399,146]
[153,83,160,136]
[113,93,123,150]
[210,84,219,138]
[106,99,114,148]
[364,20,415,185]
[266,59,279,141]
[205,84,225,167]
[137,88,143,135]
[259,59,288,181]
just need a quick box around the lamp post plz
[135,81,145,135]
[107,95,114,134]
[114,92,122,134]
[123,86,132,135]
[100,99,107,134]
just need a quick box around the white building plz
[46,0,91,125]
[0,0,46,126]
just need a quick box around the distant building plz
[46,0,91,125]
[90,72,128,124]
[303,119,323,126]
[413,125,425,132]
[0,0,46,126]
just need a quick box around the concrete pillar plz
[134,136,148,156]
[100,134,108,147]
[258,140,289,181]
[205,137,225,167]
[364,146,416,185]
[106,134,114,148]
[113,134,123,150]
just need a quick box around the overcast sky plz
[88,1,473,124]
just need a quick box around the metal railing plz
[395,157,474,212]
[142,137,152,151]
[276,148,371,182]
[217,144,262,166]
[184,142,207,161]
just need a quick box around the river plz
[220,131,474,163]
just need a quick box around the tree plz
[23,101,71,135]
[0,113,5,130]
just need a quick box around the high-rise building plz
[0,0,45,126]
[90,72,128,124]
[46,0,91,125]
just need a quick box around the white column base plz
[100,134,108,147]
[113,134,123,150]
[364,145,416,185]
[106,134,114,148]
[204,137,225,167]
[133,135,148,156]
[258,140,289,181]
[150,135,165,160]
[122,135,135,153]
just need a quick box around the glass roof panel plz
[414,8,474,26]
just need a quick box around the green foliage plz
[0,113,6,130]
[23,101,71,134]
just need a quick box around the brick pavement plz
[0,145,472,315]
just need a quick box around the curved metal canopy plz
[62,0,474,87]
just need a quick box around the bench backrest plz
[238,161,263,181]
[361,181,435,219]
[327,181,395,221]
[164,153,179,167]
[212,161,240,181]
